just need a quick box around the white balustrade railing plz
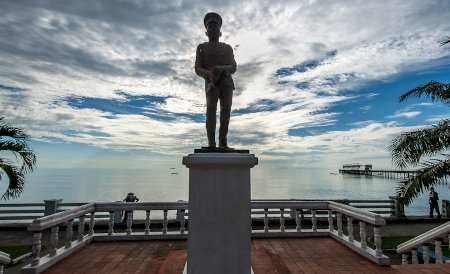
[397,220,450,264]
[328,201,389,265]
[0,251,11,274]
[22,200,390,273]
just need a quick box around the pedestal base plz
[183,152,258,274]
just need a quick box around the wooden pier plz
[339,164,418,179]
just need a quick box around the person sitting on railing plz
[429,187,441,219]
[122,192,139,223]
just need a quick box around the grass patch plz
[0,245,32,259]
[367,235,415,250]
[381,236,415,250]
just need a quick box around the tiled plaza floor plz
[43,238,450,274]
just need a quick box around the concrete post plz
[44,199,62,216]
[183,152,258,274]
[114,201,122,224]
[389,196,405,217]
[442,200,450,217]
[176,200,186,222]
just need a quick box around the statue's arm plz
[215,44,236,75]
[195,45,210,80]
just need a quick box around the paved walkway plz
[42,238,450,274]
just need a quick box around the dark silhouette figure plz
[429,187,440,218]
[195,12,237,149]
[123,192,139,223]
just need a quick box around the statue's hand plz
[211,67,224,83]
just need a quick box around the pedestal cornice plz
[182,153,258,168]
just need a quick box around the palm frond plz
[395,155,450,205]
[0,117,30,140]
[390,119,450,169]
[0,117,36,173]
[0,159,25,200]
[0,140,36,173]
[399,81,450,104]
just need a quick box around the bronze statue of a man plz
[195,12,237,149]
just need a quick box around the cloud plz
[359,106,372,112]
[0,0,449,167]
[386,111,421,119]
[426,115,450,123]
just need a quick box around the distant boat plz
[170,167,175,169]
[330,172,338,175]
[171,172,179,175]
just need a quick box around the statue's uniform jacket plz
[195,41,237,146]
[195,42,237,89]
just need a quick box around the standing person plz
[195,12,237,149]
[123,192,139,223]
[429,187,440,218]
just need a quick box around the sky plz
[0,0,449,171]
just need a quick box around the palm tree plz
[389,38,450,205]
[0,117,37,200]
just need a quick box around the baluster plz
[50,226,59,256]
[65,219,73,248]
[327,210,333,232]
[435,240,443,264]
[30,232,42,266]
[401,254,409,265]
[311,210,317,232]
[163,209,168,235]
[423,245,430,264]
[373,226,382,257]
[180,209,186,234]
[108,211,114,236]
[145,210,151,235]
[337,213,343,236]
[88,212,95,236]
[347,217,354,241]
[359,221,367,249]
[126,211,133,235]
[264,208,269,233]
[78,215,85,241]
[411,249,418,264]
[295,209,301,232]
[280,208,285,232]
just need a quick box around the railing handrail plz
[397,221,450,253]
[328,201,386,225]
[0,203,45,207]
[251,201,329,209]
[28,203,95,231]
[94,202,188,211]
[0,251,11,265]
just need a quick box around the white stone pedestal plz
[182,152,258,274]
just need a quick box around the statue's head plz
[204,12,222,41]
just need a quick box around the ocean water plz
[1,166,448,216]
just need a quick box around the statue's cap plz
[204,12,222,28]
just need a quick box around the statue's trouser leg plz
[206,85,219,146]
[219,86,233,147]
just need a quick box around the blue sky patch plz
[233,99,289,115]
[65,92,204,122]
[287,65,450,137]
[66,93,166,116]
[275,50,338,77]
[0,84,26,92]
